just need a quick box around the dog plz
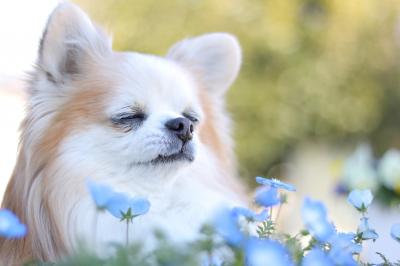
[0,3,245,264]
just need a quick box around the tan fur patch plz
[34,85,109,172]
[197,89,246,197]
[0,79,111,264]
[198,90,230,167]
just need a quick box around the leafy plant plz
[2,177,400,265]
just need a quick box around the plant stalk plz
[126,220,130,247]
[93,210,98,245]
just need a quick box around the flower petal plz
[86,179,115,209]
[128,197,151,216]
[390,223,400,242]
[347,189,373,211]
[255,186,280,207]
[301,198,335,242]
[105,193,132,219]
[214,208,243,247]
[302,249,334,266]
[232,207,269,222]
[256,176,296,191]
[0,209,27,239]
[245,237,293,266]
[358,217,378,241]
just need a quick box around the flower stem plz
[93,210,98,246]
[126,220,130,247]
[207,250,213,266]
[275,203,283,223]
[269,207,273,221]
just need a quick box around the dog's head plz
[29,3,241,183]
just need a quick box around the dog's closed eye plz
[111,112,146,131]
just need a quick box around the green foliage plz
[374,186,400,208]
[282,234,304,263]
[256,220,275,238]
[75,0,400,184]
[23,184,400,266]
[375,252,400,266]
[27,238,202,266]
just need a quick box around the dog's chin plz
[130,141,196,167]
[133,148,195,167]
[150,151,194,165]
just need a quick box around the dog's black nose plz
[165,117,194,142]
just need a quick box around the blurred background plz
[1,0,400,262]
[73,0,400,182]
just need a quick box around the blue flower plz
[332,233,361,254]
[358,217,378,241]
[328,233,360,266]
[106,193,150,220]
[390,223,400,243]
[86,180,151,220]
[347,189,373,213]
[302,249,334,266]
[87,179,116,209]
[232,207,269,222]
[0,209,27,239]
[245,237,293,266]
[301,198,335,242]
[256,176,296,192]
[255,186,281,207]
[214,207,244,247]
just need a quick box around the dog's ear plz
[167,33,242,96]
[38,3,111,84]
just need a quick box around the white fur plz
[0,3,245,263]
[51,46,242,254]
[167,33,242,95]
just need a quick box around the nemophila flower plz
[232,207,269,222]
[106,193,150,221]
[255,186,280,207]
[87,179,116,210]
[328,233,360,266]
[244,237,293,266]
[358,217,378,241]
[301,198,335,242]
[347,189,373,213]
[214,208,243,247]
[390,223,400,243]
[0,209,27,239]
[342,144,378,191]
[256,176,296,192]
[378,149,400,191]
[329,233,361,254]
[302,248,334,266]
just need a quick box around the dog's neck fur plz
[0,92,244,264]
[0,3,245,264]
